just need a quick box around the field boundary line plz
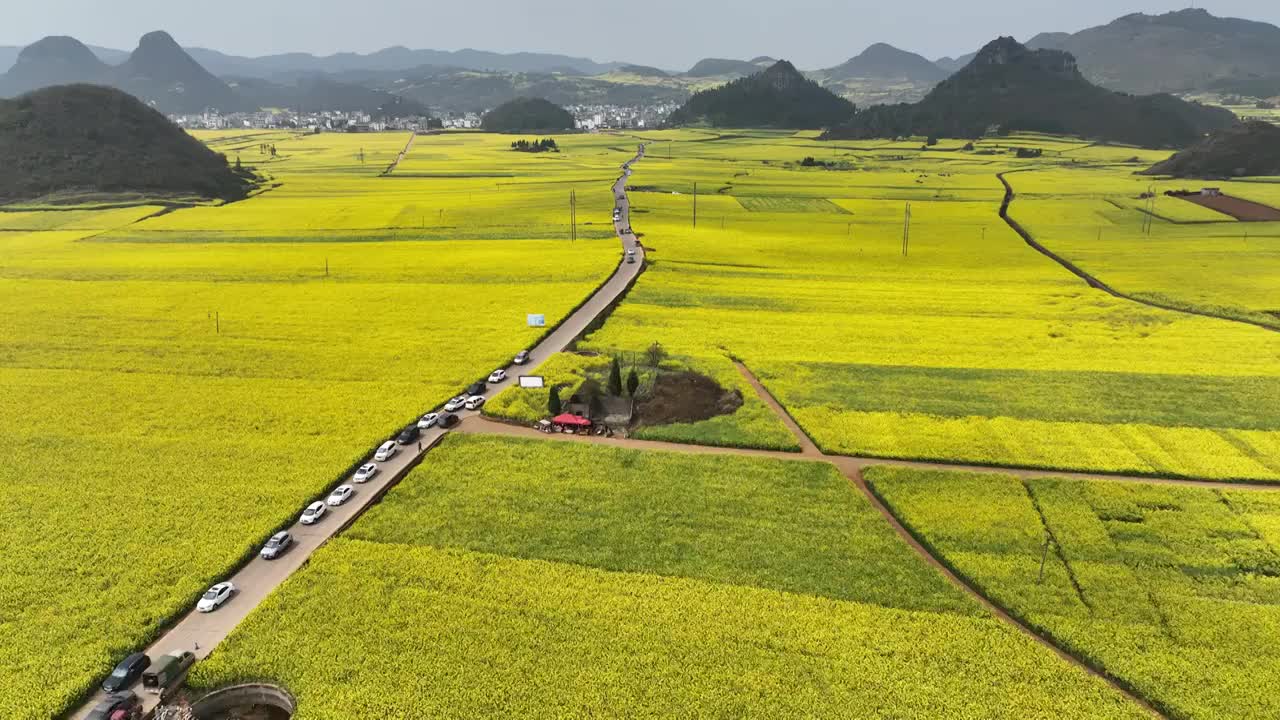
[997,171,1277,333]
[855,469,1167,718]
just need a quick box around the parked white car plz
[443,396,467,412]
[353,463,378,483]
[464,395,486,411]
[327,485,354,506]
[417,412,440,429]
[374,441,397,461]
[300,500,326,525]
[196,582,235,612]
[488,369,507,384]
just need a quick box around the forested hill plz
[0,84,253,202]
[666,61,855,129]
[482,97,575,131]
[823,37,1235,148]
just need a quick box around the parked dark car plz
[102,653,150,692]
[466,381,486,397]
[260,531,293,560]
[396,425,421,445]
[86,692,141,720]
[513,350,530,365]
[438,413,460,429]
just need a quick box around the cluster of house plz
[170,110,435,132]
[568,103,680,130]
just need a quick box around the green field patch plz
[868,466,1280,719]
[349,434,955,610]
[764,361,1280,431]
[736,195,853,213]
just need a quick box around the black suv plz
[102,653,149,692]
[396,425,421,445]
[438,413,460,430]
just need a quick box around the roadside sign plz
[527,314,546,327]
[519,376,545,389]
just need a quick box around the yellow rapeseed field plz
[579,130,1280,480]
[0,130,627,718]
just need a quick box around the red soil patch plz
[1175,193,1280,221]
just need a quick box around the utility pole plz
[693,182,698,229]
[569,189,577,242]
[901,202,912,257]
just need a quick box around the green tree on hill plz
[608,357,623,396]
[626,368,640,397]
[548,387,562,417]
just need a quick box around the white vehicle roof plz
[306,501,324,511]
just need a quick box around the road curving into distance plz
[66,143,648,720]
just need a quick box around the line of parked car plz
[85,168,638,717]
[91,352,536,710]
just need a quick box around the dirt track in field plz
[1175,192,1280,221]
[998,171,1277,333]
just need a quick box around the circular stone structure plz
[190,684,296,720]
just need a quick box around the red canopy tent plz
[551,413,592,427]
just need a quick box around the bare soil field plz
[1176,193,1280,221]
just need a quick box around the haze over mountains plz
[2,8,1278,116]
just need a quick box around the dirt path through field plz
[380,132,416,176]
[997,171,1277,333]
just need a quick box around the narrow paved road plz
[67,145,647,720]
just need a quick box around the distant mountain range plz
[825,37,1235,148]
[4,8,1279,116]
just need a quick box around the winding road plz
[67,145,647,720]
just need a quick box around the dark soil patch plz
[638,371,743,425]
[1174,193,1280,221]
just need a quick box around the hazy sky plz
[4,0,1278,68]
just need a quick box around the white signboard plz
[519,376,545,389]
[527,314,546,327]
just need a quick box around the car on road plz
[101,652,150,692]
[488,369,507,384]
[327,485,354,506]
[466,381,487,396]
[141,650,195,695]
[417,412,439,429]
[353,462,378,483]
[626,255,636,264]
[86,692,141,720]
[300,501,326,525]
[374,441,397,461]
[443,396,467,412]
[513,350,530,365]
[260,531,292,560]
[438,413,460,430]
[196,581,235,612]
[396,425,420,445]
[464,395,486,411]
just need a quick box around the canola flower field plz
[189,434,1149,719]
[0,131,628,719]
[579,130,1280,481]
[867,466,1280,719]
